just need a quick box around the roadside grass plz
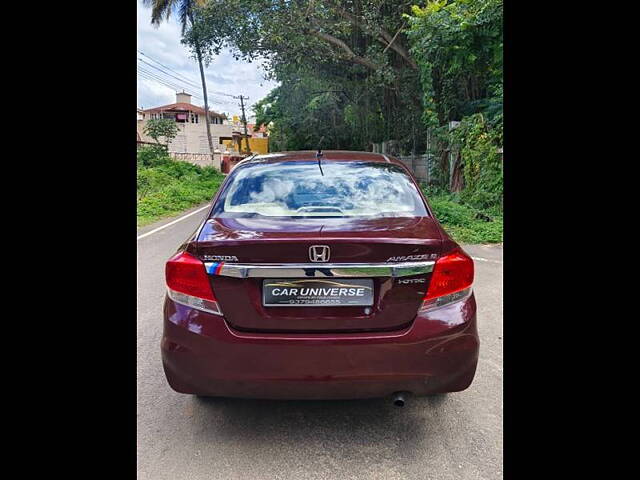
[137,146,225,227]
[422,186,503,244]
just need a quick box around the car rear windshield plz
[212,160,429,218]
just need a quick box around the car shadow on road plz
[189,395,453,464]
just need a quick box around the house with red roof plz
[137,92,238,156]
[140,92,227,126]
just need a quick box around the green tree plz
[143,0,216,159]
[407,0,503,126]
[184,0,427,153]
[407,0,502,203]
[144,118,179,148]
[451,113,503,211]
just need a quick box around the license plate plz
[262,278,374,307]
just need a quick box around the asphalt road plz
[137,206,503,480]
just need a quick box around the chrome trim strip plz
[204,261,435,278]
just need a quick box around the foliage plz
[423,186,502,243]
[450,113,502,211]
[407,0,503,126]
[137,146,224,226]
[143,118,180,147]
[151,0,504,241]
[143,0,215,157]
[184,0,427,153]
[407,0,503,211]
[143,0,206,34]
[137,144,171,167]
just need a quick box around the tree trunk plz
[438,143,449,188]
[308,29,381,71]
[188,11,215,165]
[195,46,215,163]
[450,150,464,192]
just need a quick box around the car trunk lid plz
[196,216,443,332]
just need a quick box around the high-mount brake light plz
[165,251,223,316]
[421,248,474,311]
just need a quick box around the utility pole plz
[234,94,251,154]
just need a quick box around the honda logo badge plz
[309,245,330,262]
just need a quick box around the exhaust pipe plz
[392,392,407,407]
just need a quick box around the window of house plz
[191,113,199,124]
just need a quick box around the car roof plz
[237,150,405,167]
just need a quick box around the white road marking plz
[137,204,210,240]
[472,256,502,264]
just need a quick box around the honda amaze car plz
[162,151,478,404]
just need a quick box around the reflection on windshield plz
[214,161,427,218]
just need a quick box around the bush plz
[451,113,503,212]
[137,147,224,226]
[137,145,172,167]
[423,186,502,244]
[137,169,173,200]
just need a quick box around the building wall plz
[176,93,192,103]
[137,120,237,154]
[169,152,222,170]
[398,154,435,184]
[221,137,269,155]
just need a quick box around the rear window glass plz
[212,160,428,218]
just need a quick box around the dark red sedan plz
[162,151,478,405]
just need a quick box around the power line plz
[137,72,185,95]
[137,67,196,95]
[136,62,199,95]
[137,50,202,86]
[210,99,237,106]
[136,53,243,113]
[137,49,237,99]
[137,69,234,105]
[137,57,201,90]
[209,89,236,98]
[137,69,236,109]
[137,65,186,88]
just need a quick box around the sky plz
[136,0,278,118]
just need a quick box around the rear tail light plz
[165,251,223,316]
[421,248,474,311]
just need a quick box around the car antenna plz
[316,136,325,176]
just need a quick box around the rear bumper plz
[161,293,479,399]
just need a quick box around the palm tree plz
[143,0,215,161]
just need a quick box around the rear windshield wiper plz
[296,206,344,215]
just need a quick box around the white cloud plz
[136,0,278,117]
